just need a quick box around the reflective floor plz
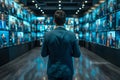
[0,47,120,80]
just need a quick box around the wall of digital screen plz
[79,0,120,49]
[0,0,37,49]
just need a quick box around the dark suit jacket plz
[41,27,81,76]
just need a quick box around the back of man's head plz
[54,10,66,26]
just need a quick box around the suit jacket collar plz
[55,26,66,31]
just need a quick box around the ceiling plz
[25,0,93,17]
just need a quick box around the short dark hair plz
[54,10,66,26]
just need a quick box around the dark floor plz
[0,47,120,80]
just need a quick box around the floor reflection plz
[14,57,48,80]
[0,47,120,80]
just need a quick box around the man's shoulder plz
[45,30,55,36]
[46,30,54,34]
[66,31,75,36]
[46,30,74,34]
[45,29,75,37]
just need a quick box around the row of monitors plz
[0,15,36,32]
[37,25,55,32]
[77,31,120,48]
[0,0,36,22]
[0,31,36,48]
[79,11,120,32]
[37,17,79,25]
[82,0,120,23]
[37,25,74,32]
[36,28,120,49]
[36,25,75,40]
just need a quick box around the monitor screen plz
[24,33,31,42]
[92,32,96,42]
[89,13,92,22]
[17,19,23,32]
[89,32,97,43]
[22,9,31,21]
[9,15,17,31]
[23,9,27,20]
[0,0,9,13]
[37,32,44,40]
[26,12,31,22]
[32,24,36,32]
[96,6,101,18]
[100,2,107,17]
[107,31,115,47]
[96,32,101,44]
[99,32,107,46]
[100,16,108,31]
[74,18,79,25]
[9,0,17,16]
[74,25,80,33]
[23,21,31,32]
[88,23,92,31]
[37,17,45,25]
[31,14,37,24]
[31,32,36,41]
[66,18,74,25]
[84,13,89,23]
[116,11,120,30]
[65,25,74,32]
[33,19,37,25]
[17,32,24,44]
[91,9,97,21]
[37,25,45,32]
[83,23,89,31]
[45,25,54,32]
[0,13,8,30]
[79,24,83,31]
[85,32,89,42]
[17,4,23,19]
[45,17,53,25]
[79,32,83,40]
[89,32,92,42]
[79,18,83,23]
[108,13,116,30]
[95,19,101,31]
[9,31,17,45]
[0,31,9,48]
[90,22,96,31]
[2,0,9,7]
[107,0,117,13]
